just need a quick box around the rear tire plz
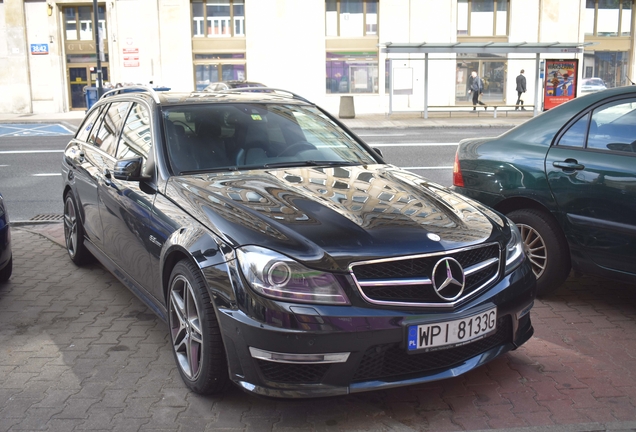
[168,259,229,394]
[507,208,570,297]
[63,192,93,265]
[0,257,12,283]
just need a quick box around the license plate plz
[407,307,497,352]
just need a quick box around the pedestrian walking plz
[516,69,527,110]
[469,71,486,111]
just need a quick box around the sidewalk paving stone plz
[1,224,636,431]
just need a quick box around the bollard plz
[339,96,355,119]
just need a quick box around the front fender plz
[160,225,236,307]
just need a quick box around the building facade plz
[1,0,635,115]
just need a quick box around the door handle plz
[553,159,585,171]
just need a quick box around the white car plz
[580,78,607,93]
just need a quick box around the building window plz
[64,6,106,41]
[457,0,508,37]
[585,0,632,36]
[326,0,378,37]
[326,52,378,94]
[194,54,246,90]
[192,0,245,38]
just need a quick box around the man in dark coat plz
[469,71,486,111]
[516,69,527,110]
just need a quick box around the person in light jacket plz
[469,71,487,111]
[516,69,527,110]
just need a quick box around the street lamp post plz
[93,0,104,97]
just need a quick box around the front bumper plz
[208,259,536,398]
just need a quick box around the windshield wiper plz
[262,161,358,169]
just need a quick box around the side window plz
[117,103,152,163]
[557,113,589,148]
[588,99,636,153]
[91,102,132,156]
[75,106,103,142]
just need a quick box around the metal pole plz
[534,53,541,116]
[93,0,104,97]
[389,58,393,116]
[424,53,429,119]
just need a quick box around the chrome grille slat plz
[349,243,501,308]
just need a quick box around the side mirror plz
[113,157,146,181]
[373,147,384,158]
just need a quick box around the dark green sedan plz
[452,86,636,296]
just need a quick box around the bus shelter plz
[381,42,592,118]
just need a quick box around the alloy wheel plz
[64,197,78,258]
[517,223,547,279]
[169,275,204,380]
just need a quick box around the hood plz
[165,165,498,271]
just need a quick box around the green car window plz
[588,99,636,153]
[558,113,589,148]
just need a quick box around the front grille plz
[352,316,511,382]
[350,243,500,307]
[256,360,330,384]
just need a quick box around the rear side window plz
[75,106,103,142]
[90,102,132,156]
[557,113,589,148]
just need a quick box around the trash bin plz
[84,86,98,111]
[339,95,355,119]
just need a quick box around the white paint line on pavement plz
[372,142,458,147]
[357,133,408,137]
[403,166,453,170]
[33,173,62,177]
[0,150,64,154]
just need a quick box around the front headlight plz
[236,246,350,305]
[504,218,525,275]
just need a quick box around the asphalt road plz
[0,126,512,222]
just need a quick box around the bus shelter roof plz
[381,41,592,54]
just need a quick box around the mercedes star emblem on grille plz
[432,257,466,301]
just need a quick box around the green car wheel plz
[507,208,571,297]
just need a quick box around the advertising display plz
[544,59,578,110]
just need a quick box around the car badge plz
[427,233,441,241]
[431,257,465,301]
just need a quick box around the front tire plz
[168,259,229,394]
[507,208,570,297]
[63,192,93,265]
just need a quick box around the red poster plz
[544,59,579,111]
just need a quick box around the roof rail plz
[101,85,169,103]
[211,87,313,104]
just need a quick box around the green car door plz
[545,96,636,277]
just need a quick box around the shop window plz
[192,0,245,37]
[326,52,378,94]
[586,51,630,88]
[194,54,246,90]
[586,0,632,36]
[457,0,508,37]
[64,6,106,41]
[326,0,378,37]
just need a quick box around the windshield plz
[162,103,378,174]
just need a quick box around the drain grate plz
[30,214,64,222]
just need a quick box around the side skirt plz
[84,239,168,323]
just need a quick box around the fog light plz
[249,347,350,364]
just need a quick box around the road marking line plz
[357,133,408,137]
[33,173,62,177]
[372,143,458,147]
[403,166,453,170]
[0,150,64,154]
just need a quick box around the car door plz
[546,97,636,276]
[98,101,160,299]
[66,105,107,247]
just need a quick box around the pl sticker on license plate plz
[407,307,497,352]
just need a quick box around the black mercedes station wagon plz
[61,86,536,398]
